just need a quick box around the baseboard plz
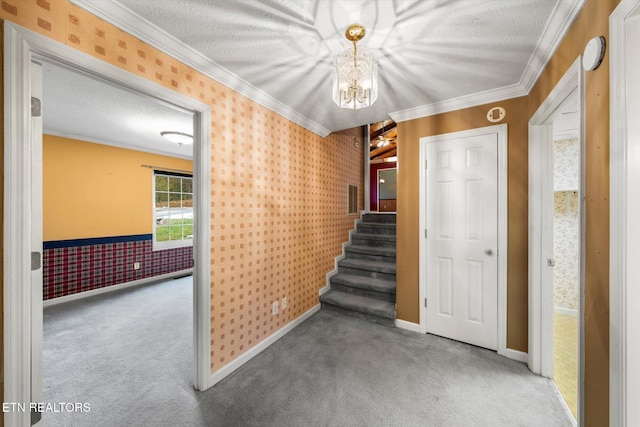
[554,306,578,316]
[395,319,422,333]
[504,348,529,363]
[551,378,578,427]
[42,269,193,307]
[209,303,321,387]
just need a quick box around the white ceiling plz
[49,0,584,155]
[42,61,194,159]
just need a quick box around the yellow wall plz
[0,1,364,411]
[43,135,193,241]
[396,0,617,424]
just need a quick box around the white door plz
[425,133,498,350]
[31,60,44,426]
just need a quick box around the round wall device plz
[582,36,606,71]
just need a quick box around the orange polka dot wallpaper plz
[0,0,364,375]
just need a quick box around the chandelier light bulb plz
[332,24,378,110]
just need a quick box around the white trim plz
[42,269,193,307]
[504,349,529,364]
[320,213,363,296]
[517,0,585,96]
[528,57,585,421]
[610,2,640,426]
[210,304,320,386]
[395,319,421,333]
[69,0,331,138]
[192,80,213,392]
[528,58,582,378]
[418,124,508,356]
[554,307,578,317]
[43,130,192,160]
[3,23,212,427]
[3,23,36,427]
[551,379,578,427]
[390,83,526,124]
[390,0,585,123]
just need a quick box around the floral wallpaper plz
[553,138,580,310]
[554,139,579,191]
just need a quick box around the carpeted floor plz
[43,278,572,427]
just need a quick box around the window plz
[153,171,193,249]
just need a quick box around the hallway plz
[43,278,572,426]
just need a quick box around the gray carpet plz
[43,278,572,427]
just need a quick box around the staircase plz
[320,213,396,327]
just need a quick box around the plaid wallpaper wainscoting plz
[43,234,193,300]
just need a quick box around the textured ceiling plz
[43,61,194,159]
[53,0,582,154]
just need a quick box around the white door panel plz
[426,133,498,350]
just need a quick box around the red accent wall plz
[43,235,193,300]
[370,162,397,211]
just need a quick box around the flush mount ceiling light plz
[160,131,193,146]
[333,24,378,110]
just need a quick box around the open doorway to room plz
[528,58,584,426]
[3,23,212,426]
[550,91,580,420]
[38,60,197,424]
[369,119,397,212]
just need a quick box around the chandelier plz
[333,24,378,110]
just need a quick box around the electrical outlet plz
[133,262,141,270]
[281,297,287,309]
[272,301,279,315]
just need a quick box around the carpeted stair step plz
[330,273,395,302]
[338,258,396,281]
[344,244,396,262]
[362,213,396,224]
[320,290,396,327]
[351,232,396,248]
[356,222,396,235]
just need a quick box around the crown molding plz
[389,83,526,123]
[518,0,586,93]
[43,130,193,160]
[70,0,332,138]
[390,0,585,123]
[72,0,585,132]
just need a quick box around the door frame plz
[610,1,640,425]
[528,57,584,422]
[3,22,212,426]
[418,124,509,357]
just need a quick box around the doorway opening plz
[528,57,584,425]
[4,22,212,426]
[550,91,580,419]
[39,59,197,422]
[369,119,397,213]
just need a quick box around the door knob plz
[484,249,493,256]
